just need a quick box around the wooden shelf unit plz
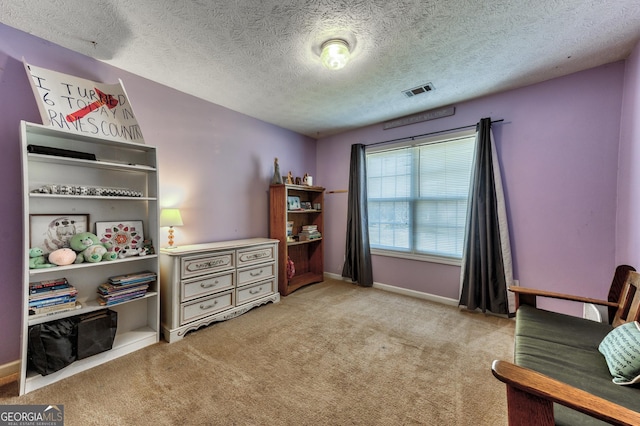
[269,184,324,296]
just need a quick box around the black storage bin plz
[77,309,117,360]
[28,318,77,376]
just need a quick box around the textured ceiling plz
[2,0,640,138]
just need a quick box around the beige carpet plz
[0,278,515,425]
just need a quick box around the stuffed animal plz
[70,232,117,263]
[29,247,55,269]
[48,248,77,266]
[141,239,155,256]
[117,247,145,259]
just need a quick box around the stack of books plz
[29,278,78,316]
[298,225,321,241]
[97,271,156,306]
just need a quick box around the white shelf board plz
[28,292,159,326]
[28,254,159,276]
[24,325,158,394]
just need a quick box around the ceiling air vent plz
[403,83,435,98]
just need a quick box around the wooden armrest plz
[509,286,618,308]
[492,360,640,426]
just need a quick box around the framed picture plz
[30,214,90,254]
[95,221,144,256]
[300,201,312,210]
[287,196,301,210]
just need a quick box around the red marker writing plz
[66,88,118,122]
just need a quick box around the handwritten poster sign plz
[24,61,144,143]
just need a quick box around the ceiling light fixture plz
[320,39,351,70]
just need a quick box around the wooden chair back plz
[612,270,640,327]
[607,264,636,324]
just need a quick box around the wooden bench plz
[492,269,640,425]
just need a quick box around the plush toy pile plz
[69,232,118,263]
[28,231,146,268]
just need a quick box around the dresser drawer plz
[181,250,235,279]
[236,244,276,268]
[236,279,276,305]
[237,262,275,287]
[180,290,233,325]
[181,271,235,302]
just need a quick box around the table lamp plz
[160,208,183,248]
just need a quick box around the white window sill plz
[370,248,462,267]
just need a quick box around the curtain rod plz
[327,118,505,194]
[366,119,504,148]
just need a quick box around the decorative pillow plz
[599,321,640,385]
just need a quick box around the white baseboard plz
[0,360,19,385]
[324,272,350,281]
[324,272,459,306]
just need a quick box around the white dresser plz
[160,238,279,342]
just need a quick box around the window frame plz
[366,129,476,266]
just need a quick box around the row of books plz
[97,271,157,306]
[29,278,79,316]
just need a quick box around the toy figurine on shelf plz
[286,171,294,184]
[303,173,313,186]
[271,158,283,184]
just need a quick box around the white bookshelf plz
[19,121,160,395]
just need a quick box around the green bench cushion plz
[515,305,640,425]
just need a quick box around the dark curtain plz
[459,118,513,314]
[342,143,373,287]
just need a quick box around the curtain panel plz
[342,143,373,287]
[459,118,514,314]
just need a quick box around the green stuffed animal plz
[69,232,118,263]
[29,247,55,269]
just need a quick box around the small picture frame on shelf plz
[287,196,301,210]
[300,201,312,210]
[95,221,144,257]
[30,214,90,254]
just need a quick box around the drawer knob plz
[249,287,262,295]
[200,281,218,288]
[250,270,263,277]
[200,301,218,310]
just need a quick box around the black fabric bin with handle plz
[76,309,117,360]
[28,317,77,376]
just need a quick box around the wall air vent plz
[403,82,435,98]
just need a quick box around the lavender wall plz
[318,62,626,315]
[616,42,640,267]
[0,24,316,365]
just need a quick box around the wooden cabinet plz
[159,238,279,342]
[269,184,324,296]
[19,121,159,395]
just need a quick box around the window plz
[366,130,476,263]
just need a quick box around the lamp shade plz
[320,39,350,70]
[160,208,183,227]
